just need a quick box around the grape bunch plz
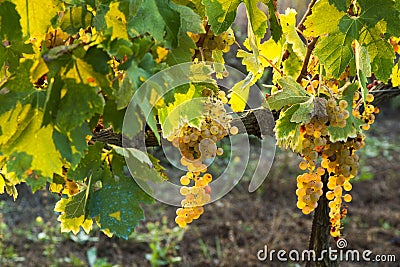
[188,20,235,62]
[295,90,378,237]
[168,90,238,227]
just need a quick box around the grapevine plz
[0,1,399,266]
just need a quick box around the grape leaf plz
[59,5,93,34]
[64,190,87,219]
[0,175,5,194]
[229,79,251,112]
[358,0,400,37]
[282,44,302,79]
[55,196,93,235]
[158,83,205,138]
[128,0,165,40]
[303,0,346,38]
[391,63,400,87]
[315,31,353,78]
[89,151,154,239]
[105,2,129,40]
[0,1,23,41]
[0,88,63,183]
[274,104,302,153]
[359,23,395,82]
[268,76,311,111]
[203,0,241,35]
[280,8,306,60]
[243,0,268,38]
[327,83,363,142]
[265,0,282,43]
[164,1,204,64]
[53,123,90,170]
[291,97,315,124]
[67,142,104,181]
[354,40,371,104]
[13,0,62,36]
[328,0,349,12]
[55,79,104,134]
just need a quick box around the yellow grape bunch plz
[168,91,238,227]
[296,83,378,237]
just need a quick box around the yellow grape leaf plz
[303,0,346,38]
[105,2,128,40]
[237,49,263,81]
[0,175,5,194]
[243,0,268,38]
[102,228,114,238]
[392,63,400,87]
[49,182,63,193]
[280,9,306,60]
[57,213,93,234]
[156,46,169,63]
[13,0,63,36]
[55,195,92,234]
[229,79,251,112]
[259,38,284,64]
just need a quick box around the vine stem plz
[295,0,319,83]
[305,173,338,267]
[296,37,319,83]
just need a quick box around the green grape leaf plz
[112,146,165,184]
[358,0,400,37]
[103,99,125,133]
[67,142,104,181]
[89,151,154,239]
[327,83,363,142]
[274,104,302,153]
[64,190,87,219]
[354,40,371,104]
[303,0,346,38]
[158,83,205,138]
[268,76,311,111]
[243,0,268,38]
[280,8,306,60]
[0,41,34,73]
[0,1,23,41]
[55,80,104,134]
[128,0,165,40]
[173,0,205,17]
[315,31,353,78]
[13,0,62,36]
[265,0,282,42]
[59,5,93,34]
[328,0,349,12]
[291,97,315,124]
[202,0,241,35]
[282,44,302,79]
[165,1,204,64]
[53,123,90,170]
[55,196,93,235]
[338,15,363,40]
[359,23,395,82]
